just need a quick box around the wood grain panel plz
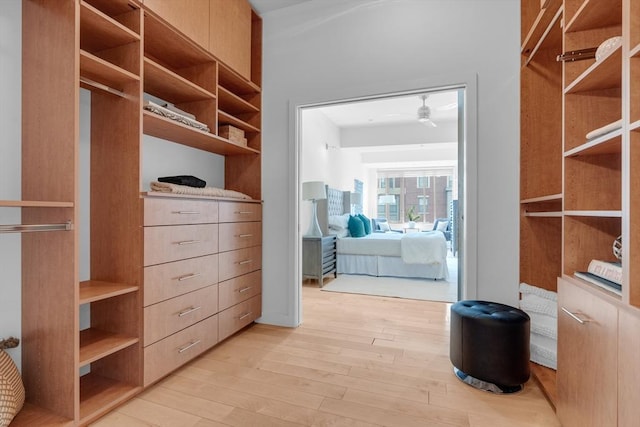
[209,0,251,79]
[143,224,219,266]
[218,221,262,251]
[218,295,261,341]
[144,254,219,306]
[218,246,262,282]
[218,270,262,311]
[143,0,210,50]
[144,197,219,226]
[218,200,261,222]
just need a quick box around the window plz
[417,177,430,188]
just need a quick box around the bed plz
[318,187,449,280]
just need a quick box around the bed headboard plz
[317,186,351,234]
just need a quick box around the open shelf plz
[521,193,563,204]
[79,373,141,425]
[144,58,215,104]
[144,110,259,155]
[564,130,622,157]
[219,63,261,95]
[521,0,562,59]
[218,110,260,133]
[218,86,259,114]
[0,200,74,208]
[80,50,139,92]
[565,46,622,94]
[564,0,622,33]
[10,403,74,427]
[80,1,140,52]
[79,280,138,304]
[79,328,138,367]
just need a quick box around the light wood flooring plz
[92,286,560,427]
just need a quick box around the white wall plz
[0,2,22,368]
[260,0,520,326]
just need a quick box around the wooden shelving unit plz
[17,0,263,424]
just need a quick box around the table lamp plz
[302,181,327,237]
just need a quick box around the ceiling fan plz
[417,94,437,127]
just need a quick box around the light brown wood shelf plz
[218,86,259,114]
[564,131,622,157]
[218,110,260,133]
[79,373,141,425]
[144,110,259,155]
[141,191,262,203]
[564,210,622,217]
[144,57,215,104]
[219,63,261,95]
[79,280,138,304]
[631,120,640,131]
[524,211,563,217]
[525,5,563,66]
[521,194,563,204]
[631,43,640,58]
[80,1,140,52]
[564,0,622,33]
[0,200,74,208]
[565,46,622,94]
[10,403,74,427]
[521,0,562,57]
[79,328,138,367]
[144,12,212,71]
[85,0,140,18]
[80,50,140,90]
[530,362,557,410]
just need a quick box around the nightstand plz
[302,235,337,286]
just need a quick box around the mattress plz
[337,232,402,257]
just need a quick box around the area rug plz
[320,273,457,303]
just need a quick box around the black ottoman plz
[450,300,530,393]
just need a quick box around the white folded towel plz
[150,181,252,199]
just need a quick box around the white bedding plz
[337,231,447,265]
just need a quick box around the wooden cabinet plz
[557,277,618,427]
[302,235,337,285]
[14,0,262,424]
[521,0,640,423]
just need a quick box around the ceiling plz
[316,90,459,128]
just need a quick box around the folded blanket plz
[530,332,557,370]
[519,282,557,301]
[520,293,558,317]
[528,312,557,340]
[150,181,252,199]
[400,231,447,265]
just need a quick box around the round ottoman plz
[449,300,530,393]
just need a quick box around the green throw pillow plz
[348,215,366,238]
[358,214,371,234]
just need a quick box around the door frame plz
[289,73,478,325]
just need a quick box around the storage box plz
[219,125,246,145]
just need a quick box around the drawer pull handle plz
[239,311,253,320]
[176,240,201,245]
[173,211,200,215]
[239,286,252,293]
[178,273,201,281]
[239,259,252,265]
[178,339,201,354]
[235,211,253,215]
[178,306,202,317]
[561,307,591,325]
[238,234,253,238]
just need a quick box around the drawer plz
[322,238,336,252]
[144,314,218,386]
[144,285,219,346]
[144,254,218,306]
[144,224,218,266]
[219,201,262,222]
[144,197,218,225]
[219,246,262,281]
[219,294,261,341]
[218,270,262,311]
[219,222,262,252]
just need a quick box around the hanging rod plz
[79,77,127,98]
[0,221,73,233]
[557,47,597,62]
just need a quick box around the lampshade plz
[350,192,362,205]
[302,181,326,200]
[378,194,396,205]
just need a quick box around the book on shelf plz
[574,271,622,296]
[587,259,622,285]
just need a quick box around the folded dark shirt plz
[158,175,206,188]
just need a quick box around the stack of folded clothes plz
[519,282,557,370]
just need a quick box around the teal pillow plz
[348,215,366,238]
[358,214,371,234]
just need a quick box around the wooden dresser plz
[142,196,262,386]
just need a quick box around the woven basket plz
[0,350,24,427]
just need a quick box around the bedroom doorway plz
[297,85,467,307]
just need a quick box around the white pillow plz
[436,221,449,232]
[378,222,390,232]
[328,214,349,230]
